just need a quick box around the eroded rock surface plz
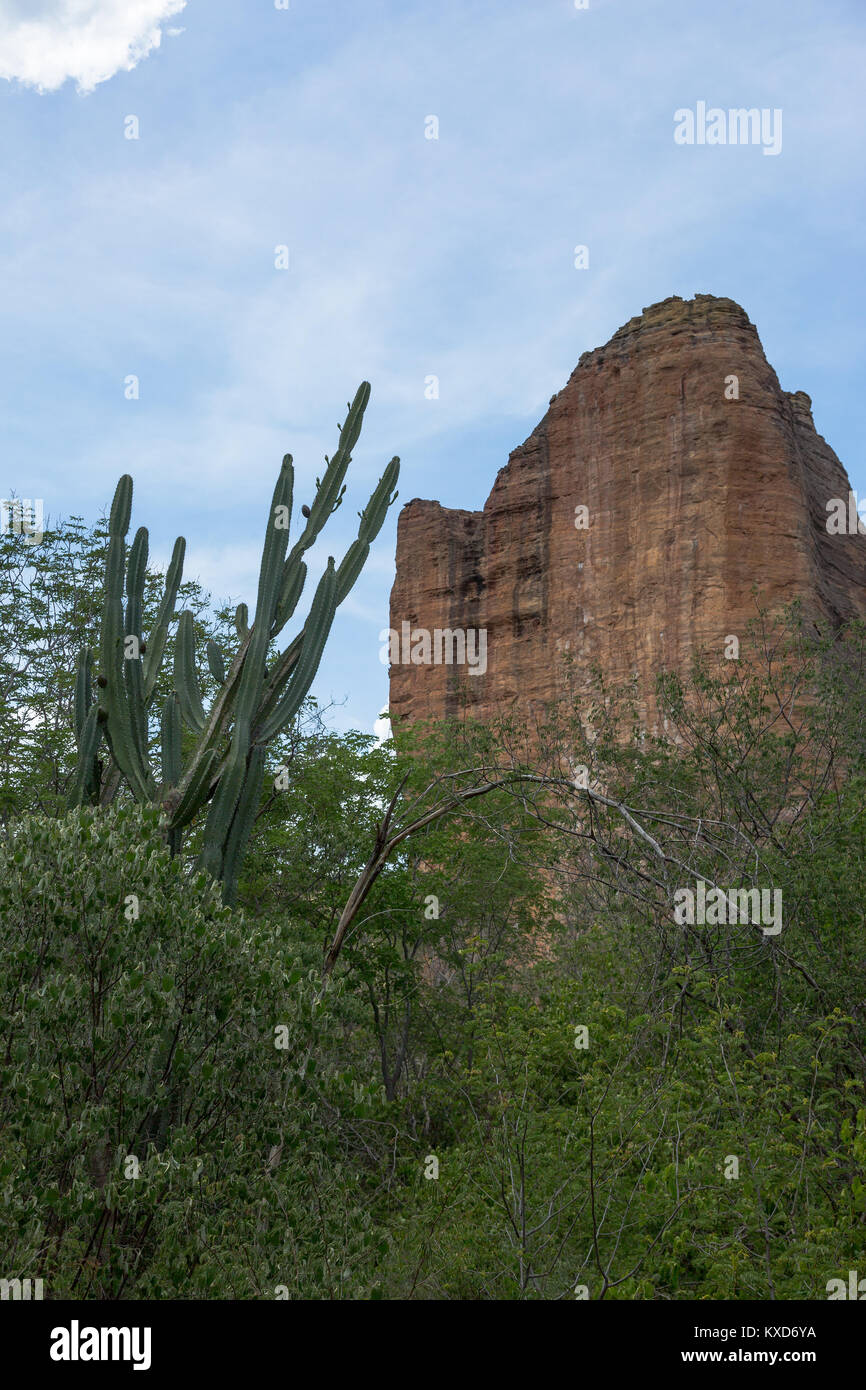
[389,294,866,731]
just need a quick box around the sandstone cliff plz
[388,294,866,731]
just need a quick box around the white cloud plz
[0,0,186,94]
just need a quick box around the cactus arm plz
[257,558,337,744]
[219,744,266,906]
[99,476,151,803]
[143,535,185,704]
[125,526,148,644]
[70,647,102,807]
[335,455,400,603]
[197,458,294,877]
[73,647,93,746]
[263,418,384,642]
[270,559,307,641]
[234,602,249,641]
[251,632,304,741]
[66,704,104,809]
[254,455,294,631]
[174,610,207,734]
[124,526,153,784]
[164,748,219,832]
[110,473,133,536]
[359,456,400,543]
[206,639,226,686]
[197,742,249,880]
[160,689,184,855]
[255,458,399,731]
[284,383,370,565]
[167,626,253,810]
[258,457,399,724]
[101,717,150,804]
[333,539,368,608]
[160,691,182,789]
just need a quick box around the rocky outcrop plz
[388,294,866,731]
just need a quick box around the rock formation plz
[388,294,866,731]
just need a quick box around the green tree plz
[0,512,227,824]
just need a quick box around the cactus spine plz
[68,382,399,904]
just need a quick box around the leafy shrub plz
[0,805,382,1298]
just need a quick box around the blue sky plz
[2,0,864,733]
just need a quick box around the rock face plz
[388,294,866,731]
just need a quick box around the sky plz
[1,0,864,735]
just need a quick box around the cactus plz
[68,381,399,903]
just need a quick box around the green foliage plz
[0,805,387,1298]
[382,955,866,1299]
[1,602,864,1300]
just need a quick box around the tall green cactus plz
[68,382,399,903]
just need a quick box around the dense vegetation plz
[1,506,864,1299]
